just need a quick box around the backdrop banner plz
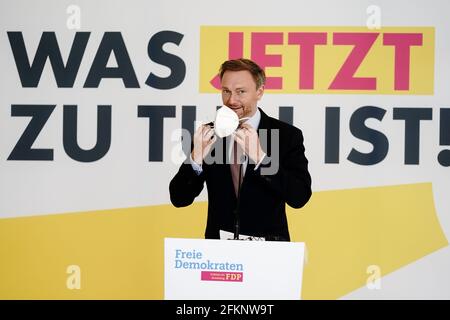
[0,0,449,299]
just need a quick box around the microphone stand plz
[233,160,243,240]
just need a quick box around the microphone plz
[233,154,246,240]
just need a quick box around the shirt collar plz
[242,108,261,129]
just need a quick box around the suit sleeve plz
[256,129,312,209]
[169,163,206,207]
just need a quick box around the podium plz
[164,238,306,300]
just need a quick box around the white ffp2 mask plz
[214,106,239,138]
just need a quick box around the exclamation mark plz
[438,108,450,167]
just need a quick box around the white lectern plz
[164,238,306,300]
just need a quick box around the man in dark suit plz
[169,58,311,241]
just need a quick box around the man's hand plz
[233,123,265,164]
[191,124,217,165]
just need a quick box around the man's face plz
[220,70,264,119]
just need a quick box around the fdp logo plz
[201,271,244,282]
[199,26,434,94]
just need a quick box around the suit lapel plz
[257,107,271,131]
[242,108,271,181]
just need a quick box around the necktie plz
[230,140,243,197]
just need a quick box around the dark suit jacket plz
[169,108,312,240]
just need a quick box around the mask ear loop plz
[237,116,251,129]
[238,117,251,122]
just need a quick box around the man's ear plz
[256,85,265,100]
